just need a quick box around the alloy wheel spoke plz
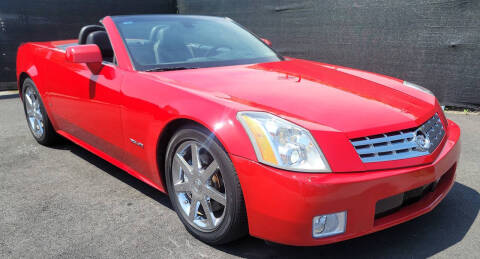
[34,110,43,121]
[189,199,199,220]
[173,181,190,193]
[175,153,192,175]
[25,101,32,112]
[26,109,34,117]
[32,95,38,107]
[200,197,216,228]
[33,118,39,130]
[204,186,226,206]
[191,143,201,172]
[201,160,218,181]
[25,93,33,107]
[28,118,35,128]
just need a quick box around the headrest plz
[78,25,105,44]
[154,28,165,42]
[86,31,113,58]
[149,25,165,42]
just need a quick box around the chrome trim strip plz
[350,114,445,163]
[351,132,415,146]
[355,141,417,155]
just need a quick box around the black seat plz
[78,25,105,44]
[85,31,114,62]
[152,27,166,63]
[149,25,166,43]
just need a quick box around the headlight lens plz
[237,111,331,172]
[403,81,434,96]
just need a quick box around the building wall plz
[178,0,480,107]
[1,0,479,107]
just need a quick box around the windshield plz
[112,15,282,71]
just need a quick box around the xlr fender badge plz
[129,138,144,149]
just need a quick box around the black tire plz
[22,78,59,146]
[165,124,248,245]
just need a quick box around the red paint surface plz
[65,44,102,64]
[16,16,461,246]
[233,120,459,245]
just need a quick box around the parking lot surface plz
[1,94,479,258]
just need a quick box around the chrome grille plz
[350,114,445,163]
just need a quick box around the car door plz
[48,50,125,162]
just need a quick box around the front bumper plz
[232,119,461,246]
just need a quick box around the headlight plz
[237,111,331,172]
[403,81,434,96]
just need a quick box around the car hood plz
[148,59,437,137]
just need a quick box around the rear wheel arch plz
[18,71,42,101]
[21,77,60,145]
[18,72,32,100]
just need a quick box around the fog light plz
[312,211,347,238]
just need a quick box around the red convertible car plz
[16,15,460,246]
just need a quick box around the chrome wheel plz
[172,140,227,232]
[24,86,44,138]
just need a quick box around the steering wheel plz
[204,45,232,57]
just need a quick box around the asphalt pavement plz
[1,93,479,258]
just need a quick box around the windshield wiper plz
[145,67,199,72]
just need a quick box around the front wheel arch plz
[163,123,248,244]
[156,118,225,191]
